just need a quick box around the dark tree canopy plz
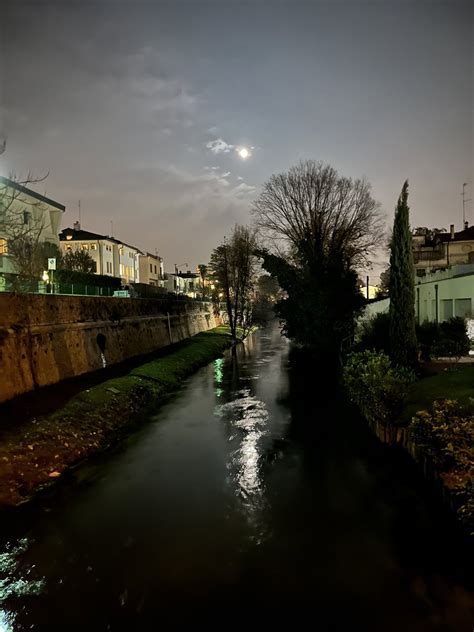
[62,249,97,274]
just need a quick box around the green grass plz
[401,364,474,424]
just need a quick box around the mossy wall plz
[0,294,220,402]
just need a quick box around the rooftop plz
[59,227,143,253]
[0,175,66,211]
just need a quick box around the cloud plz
[233,182,257,197]
[237,176,244,180]
[207,126,219,134]
[206,138,234,154]
[221,171,231,177]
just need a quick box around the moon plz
[237,147,250,159]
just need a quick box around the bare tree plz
[0,172,54,285]
[252,160,384,269]
[210,225,258,342]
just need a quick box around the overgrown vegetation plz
[410,400,474,534]
[343,350,415,426]
[0,328,233,507]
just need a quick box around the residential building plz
[0,175,65,274]
[60,224,117,277]
[413,223,474,276]
[164,271,199,297]
[139,252,164,287]
[364,263,474,324]
[59,223,142,284]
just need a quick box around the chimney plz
[450,224,455,239]
[464,220,469,231]
[73,220,81,231]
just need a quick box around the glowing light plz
[237,147,250,159]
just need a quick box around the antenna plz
[462,182,471,225]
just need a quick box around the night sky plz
[1,0,472,278]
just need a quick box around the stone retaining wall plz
[0,294,220,403]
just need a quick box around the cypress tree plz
[389,180,418,368]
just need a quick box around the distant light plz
[237,147,250,159]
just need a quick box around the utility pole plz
[462,182,471,226]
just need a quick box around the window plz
[441,299,453,321]
[90,244,97,251]
[66,235,72,241]
[455,298,472,318]
[81,243,89,251]
[0,238,8,254]
[150,263,153,273]
[154,265,157,273]
[65,245,72,251]
[119,264,124,276]
[23,210,31,225]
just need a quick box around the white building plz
[0,175,65,274]
[164,271,199,297]
[139,252,164,287]
[59,224,142,284]
[364,263,474,324]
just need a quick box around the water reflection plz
[216,389,269,501]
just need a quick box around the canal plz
[0,325,473,630]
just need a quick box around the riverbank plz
[344,352,474,536]
[0,327,234,508]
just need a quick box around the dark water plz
[0,326,473,630]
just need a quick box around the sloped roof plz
[0,175,66,211]
[59,227,143,253]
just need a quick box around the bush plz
[416,317,470,360]
[410,399,474,533]
[436,317,470,358]
[356,312,390,353]
[343,350,415,425]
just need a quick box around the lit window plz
[65,245,72,251]
[91,244,97,250]
[66,235,72,241]
[0,238,8,254]
[81,244,89,250]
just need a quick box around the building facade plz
[164,271,199,297]
[138,252,164,287]
[59,224,141,284]
[0,175,65,275]
[364,263,474,324]
[413,223,474,276]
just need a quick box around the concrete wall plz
[0,294,220,403]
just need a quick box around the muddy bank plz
[0,327,233,508]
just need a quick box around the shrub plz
[416,317,470,360]
[416,320,440,361]
[435,317,470,358]
[356,312,390,354]
[410,399,474,533]
[343,350,415,425]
